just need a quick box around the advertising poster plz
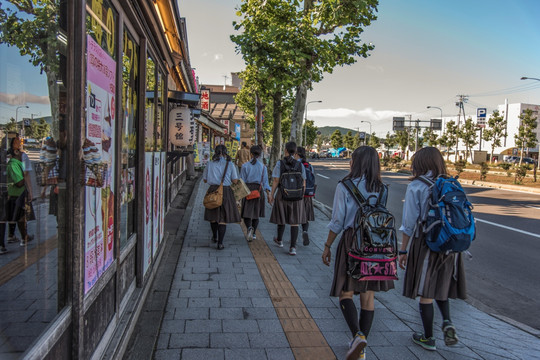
[235,123,241,141]
[143,152,153,275]
[225,141,233,157]
[152,153,161,257]
[231,140,239,160]
[84,35,116,294]
[160,152,166,243]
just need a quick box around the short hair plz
[241,141,247,147]
[411,147,447,179]
[344,146,382,193]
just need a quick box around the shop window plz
[0,0,69,355]
[84,0,118,294]
[145,57,155,152]
[120,28,138,248]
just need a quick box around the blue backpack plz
[303,162,316,197]
[418,175,476,253]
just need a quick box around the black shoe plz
[442,320,459,346]
[302,231,310,246]
[217,243,224,250]
[412,332,436,351]
[212,237,217,243]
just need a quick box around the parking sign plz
[477,108,486,128]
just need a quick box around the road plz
[310,158,540,332]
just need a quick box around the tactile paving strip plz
[242,225,337,360]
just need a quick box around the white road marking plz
[524,205,540,210]
[475,218,540,239]
[317,174,330,179]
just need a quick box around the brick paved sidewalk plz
[152,179,540,360]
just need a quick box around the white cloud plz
[0,92,50,106]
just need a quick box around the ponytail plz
[212,144,231,162]
[283,142,297,166]
[250,145,261,165]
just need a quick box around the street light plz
[16,105,29,136]
[304,100,322,147]
[521,76,540,82]
[427,106,444,135]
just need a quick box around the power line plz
[469,83,540,97]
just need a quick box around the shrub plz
[514,165,529,184]
[480,162,489,181]
[499,162,512,177]
[454,160,467,178]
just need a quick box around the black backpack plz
[342,179,398,281]
[279,160,304,201]
[303,162,316,197]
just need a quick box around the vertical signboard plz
[477,108,486,128]
[160,152,166,242]
[152,153,160,257]
[143,152,153,275]
[84,35,116,294]
[200,89,210,111]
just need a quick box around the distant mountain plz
[316,126,360,137]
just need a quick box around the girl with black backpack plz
[240,145,270,241]
[295,147,315,246]
[322,146,395,360]
[398,147,465,351]
[268,142,306,256]
[203,145,241,250]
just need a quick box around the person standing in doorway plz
[268,142,306,256]
[294,146,315,246]
[235,141,250,172]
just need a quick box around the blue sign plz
[477,108,486,118]
[235,123,241,141]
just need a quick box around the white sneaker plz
[246,227,254,242]
[273,237,283,248]
[289,247,297,256]
[346,332,367,360]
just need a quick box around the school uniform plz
[400,176,467,301]
[327,177,395,296]
[240,160,270,219]
[299,159,315,222]
[269,159,307,225]
[203,157,241,223]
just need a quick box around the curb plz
[313,198,332,220]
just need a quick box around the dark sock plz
[252,219,259,232]
[277,225,285,241]
[436,300,451,322]
[340,299,359,337]
[359,309,374,338]
[210,222,218,240]
[218,224,226,244]
[302,223,309,232]
[244,218,252,229]
[290,226,298,248]
[419,303,434,338]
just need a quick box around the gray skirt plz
[329,228,395,297]
[402,232,467,301]
[303,196,315,222]
[241,183,265,219]
[204,185,241,224]
[269,189,306,225]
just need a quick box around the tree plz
[444,120,458,162]
[382,132,396,158]
[482,110,506,163]
[4,117,18,133]
[438,133,452,161]
[368,132,380,149]
[394,130,409,159]
[302,120,318,148]
[330,129,343,149]
[422,128,439,147]
[515,108,538,165]
[458,117,478,163]
[343,131,354,150]
[26,118,51,140]
[353,133,362,149]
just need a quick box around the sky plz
[179,0,540,135]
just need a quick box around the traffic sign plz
[430,119,442,131]
[477,108,486,128]
[392,117,405,131]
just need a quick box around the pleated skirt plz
[269,190,306,225]
[402,233,467,301]
[241,183,265,219]
[303,196,315,222]
[204,185,241,224]
[329,228,395,297]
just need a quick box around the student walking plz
[398,147,466,351]
[322,146,395,360]
[203,145,241,250]
[268,142,306,256]
[240,145,270,241]
[294,146,315,246]
[235,141,250,171]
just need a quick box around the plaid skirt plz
[269,189,306,225]
[204,185,241,224]
[241,183,265,219]
[329,228,395,297]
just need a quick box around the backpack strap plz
[376,184,389,206]
[418,175,435,187]
[220,160,229,185]
[342,179,367,207]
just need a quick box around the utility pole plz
[455,95,468,161]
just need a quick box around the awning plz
[168,90,200,106]
[198,112,226,134]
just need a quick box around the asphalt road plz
[310,158,540,332]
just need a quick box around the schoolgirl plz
[240,145,271,241]
[399,147,465,351]
[203,144,241,250]
[268,142,306,256]
[294,146,314,246]
[322,146,394,360]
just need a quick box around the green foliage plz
[454,160,467,177]
[389,156,403,169]
[330,129,343,149]
[515,108,538,162]
[482,110,506,163]
[458,117,478,161]
[343,131,354,149]
[4,118,18,133]
[479,162,489,181]
[394,130,409,152]
[368,132,380,148]
[422,128,439,147]
[26,118,50,140]
[303,120,318,148]
[514,165,529,184]
[353,133,362,149]
[499,162,513,177]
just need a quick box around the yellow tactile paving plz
[242,226,337,360]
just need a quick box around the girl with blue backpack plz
[295,147,315,246]
[399,147,467,351]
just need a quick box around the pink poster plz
[84,35,116,294]
[152,153,160,257]
[143,152,153,275]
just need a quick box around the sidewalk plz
[145,178,540,360]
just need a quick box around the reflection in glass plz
[145,57,155,152]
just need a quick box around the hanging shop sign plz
[169,106,194,147]
[201,89,210,111]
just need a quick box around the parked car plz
[310,152,320,159]
[503,156,536,164]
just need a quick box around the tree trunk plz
[490,145,495,164]
[256,94,264,148]
[290,82,308,145]
[269,92,283,171]
[45,67,59,138]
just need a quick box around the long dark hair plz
[212,144,231,162]
[283,141,297,166]
[297,146,307,163]
[343,146,382,193]
[250,145,262,165]
[410,147,447,180]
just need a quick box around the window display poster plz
[84,34,116,294]
[143,152,153,275]
[160,152,166,243]
[152,153,160,256]
[194,142,211,166]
